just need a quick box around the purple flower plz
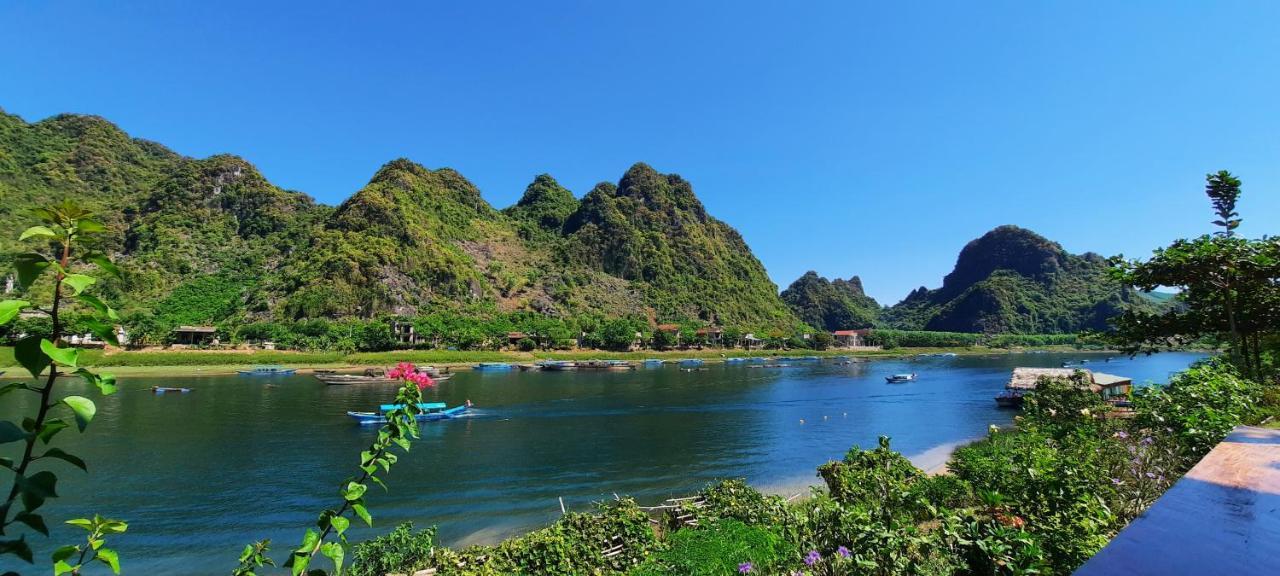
[739,562,753,573]
[1115,430,1129,439]
[837,545,851,558]
[805,550,821,565]
[1140,436,1155,446]
[1111,477,1123,486]
[1145,471,1156,479]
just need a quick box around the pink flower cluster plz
[386,362,436,390]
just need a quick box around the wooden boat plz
[606,360,635,370]
[516,363,542,371]
[314,369,338,374]
[885,373,917,383]
[473,363,512,371]
[347,402,470,424]
[318,373,450,386]
[152,386,192,394]
[238,365,296,376]
[995,390,1024,408]
[540,361,578,371]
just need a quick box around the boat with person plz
[885,373,917,383]
[237,365,296,376]
[347,401,471,424]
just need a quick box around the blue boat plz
[642,358,665,366]
[237,365,296,376]
[678,358,705,367]
[347,402,470,424]
[473,362,512,371]
[724,357,747,363]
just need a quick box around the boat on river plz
[347,402,470,424]
[152,386,191,394]
[237,365,296,376]
[517,363,542,371]
[318,373,451,386]
[641,359,664,366]
[540,360,578,371]
[995,390,1024,408]
[473,363,512,371]
[678,358,705,367]
[885,373,917,383]
[577,360,635,371]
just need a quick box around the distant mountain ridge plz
[879,225,1161,333]
[780,272,881,331]
[0,109,793,332]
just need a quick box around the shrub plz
[1134,359,1260,463]
[630,520,787,576]
[349,523,437,576]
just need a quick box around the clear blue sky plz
[3,1,1277,304]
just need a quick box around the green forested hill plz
[0,109,799,341]
[781,272,881,331]
[882,225,1159,333]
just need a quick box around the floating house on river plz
[998,367,1133,408]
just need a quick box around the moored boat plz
[152,386,192,394]
[885,373,917,383]
[473,363,512,371]
[517,363,543,371]
[641,359,664,366]
[540,360,578,371]
[678,358,704,367]
[995,390,1024,408]
[347,401,471,424]
[317,373,451,385]
[238,365,296,376]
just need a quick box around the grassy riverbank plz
[0,345,1096,376]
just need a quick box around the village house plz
[695,327,724,347]
[172,325,218,347]
[392,320,419,346]
[832,329,871,348]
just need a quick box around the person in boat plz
[465,399,473,408]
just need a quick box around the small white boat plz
[885,373,917,383]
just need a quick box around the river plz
[0,351,1205,573]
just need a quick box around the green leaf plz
[60,274,96,296]
[40,339,79,367]
[18,226,57,241]
[351,503,372,527]
[96,373,118,396]
[62,396,96,432]
[20,471,58,499]
[0,421,27,444]
[96,547,121,574]
[85,320,120,346]
[13,252,50,289]
[319,541,344,575]
[13,511,48,535]
[341,482,366,502]
[41,448,87,471]
[99,519,128,535]
[0,300,29,326]
[53,559,77,576]
[77,294,119,321]
[65,518,94,530]
[0,382,34,398]
[85,253,121,280]
[329,516,349,536]
[15,336,51,380]
[37,419,69,444]
[75,219,106,234]
[51,545,78,563]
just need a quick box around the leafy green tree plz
[1,201,127,571]
[600,319,639,351]
[1110,171,1280,379]
[652,328,677,350]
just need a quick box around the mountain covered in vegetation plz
[0,109,794,338]
[882,225,1158,333]
[780,272,881,331]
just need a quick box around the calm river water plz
[0,351,1204,573]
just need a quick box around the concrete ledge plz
[1074,425,1280,575]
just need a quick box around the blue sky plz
[3,1,1277,304]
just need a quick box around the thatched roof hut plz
[1006,367,1134,399]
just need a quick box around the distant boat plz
[678,359,705,367]
[152,386,191,394]
[473,363,512,371]
[725,357,748,363]
[885,373,917,383]
[318,373,451,386]
[994,390,1024,408]
[238,365,296,376]
[540,361,578,371]
[347,402,470,424]
[1061,362,1077,368]
[641,359,664,366]
[516,363,542,371]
